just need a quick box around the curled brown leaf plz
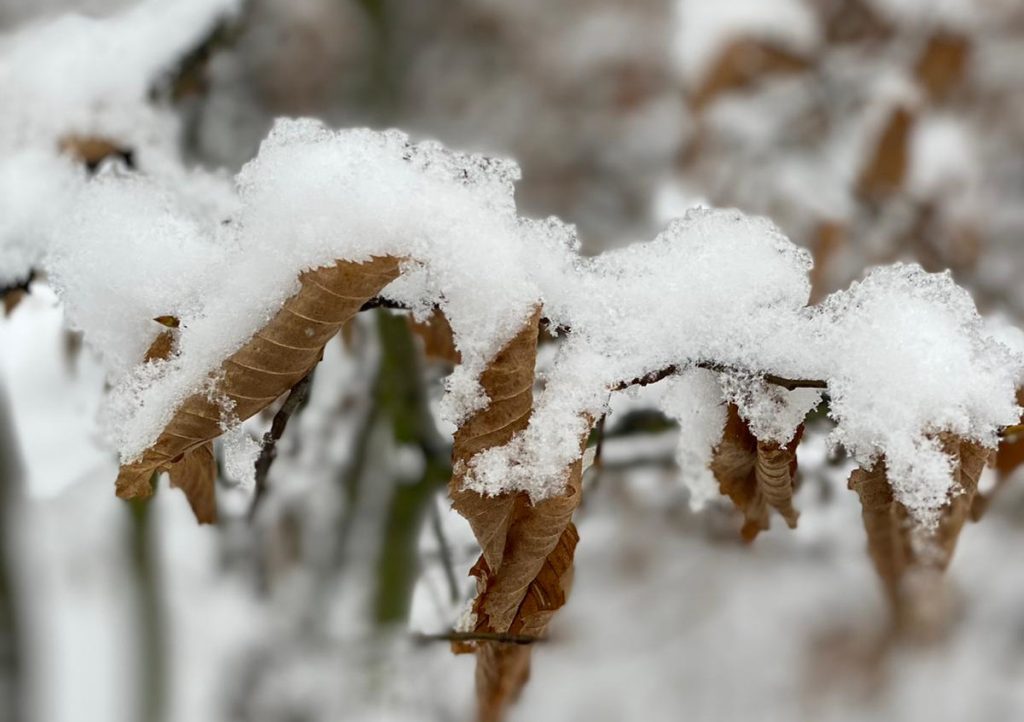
[710,404,802,541]
[115,256,402,512]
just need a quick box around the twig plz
[592,414,607,467]
[612,361,828,392]
[249,371,315,520]
[359,297,409,312]
[412,630,542,646]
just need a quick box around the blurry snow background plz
[3,0,1024,721]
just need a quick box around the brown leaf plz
[914,32,970,102]
[2,272,34,317]
[408,309,461,364]
[972,388,1024,519]
[58,135,133,171]
[809,220,845,303]
[691,38,809,111]
[449,309,586,721]
[115,256,402,502]
[710,404,802,541]
[848,435,989,634]
[857,106,914,200]
[167,442,217,524]
[473,523,579,722]
[2,288,26,317]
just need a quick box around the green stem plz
[372,311,452,625]
[0,390,24,722]
[127,492,166,722]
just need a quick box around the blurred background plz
[2,0,1024,720]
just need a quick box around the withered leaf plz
[449,309,586,721]
[972,388,1024,520]
[408,309,461,364]
[168,442,217,524]
[710,404,802,542]
[691,38,809,111]
[115,256,403,513]
[2,288,27,317]
[857,106,914,200]
[59,135,134,171]
[848,435,989,632]
[914,32,969,103]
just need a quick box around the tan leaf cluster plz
[449,309,586,722]
[710,404,802,541]
[115,256,402,519]
[848,435,990,633]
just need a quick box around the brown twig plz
[412,631,541,646]
[359,297,409,312]
[592,414,607,467]
[249,371,315,520]
[612,362,828,392]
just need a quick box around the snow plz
[0,0,241,147]
[657,369,727,510]
[25,116,1020,526]
[813,264,1021,521]
[0,0,241,288]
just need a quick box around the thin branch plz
[412,630,542,646]
[359,297,409,312]
[592,414,607,467]
[249,371,315,520]
[611,361,828,392]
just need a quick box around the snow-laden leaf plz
[710,403,802,541]
[115,255,402,502]
[450,309,585,721]
[848,435,990,633]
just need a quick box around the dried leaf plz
[167,442,217,524]
[1,272,34,317]
[710,404,801,541]
[474,523,578,722]
[972,388,1024,519]
[914,32,969,102]
[408,309,461,364]
[692,38,809,110]
[449,309,586,721]
[857,106,914,200]
[58,135,133,171]
[848,435,989,633]
[2,288,26,317]
[809,220,845,303]
[115,256,402,510]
